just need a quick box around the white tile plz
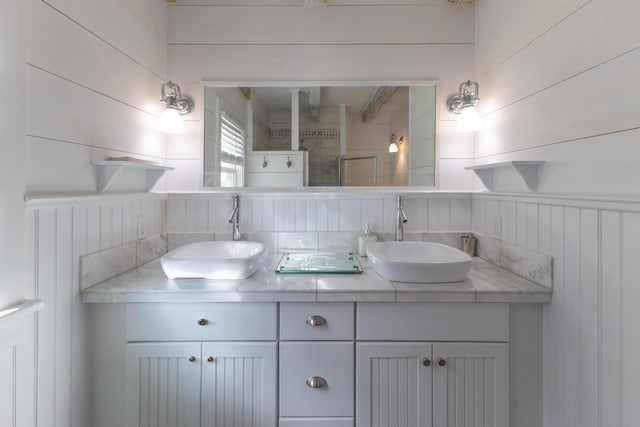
[305,199,317,232]
[318,232,358,253]
[428,198,450,231]
[278,232,319,253]
[328,199,340,231]
[316,199,329,232]
[360,198,384,235]
[450,198,472,231]
[295,199,306,232]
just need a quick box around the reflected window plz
[220,114,245,187]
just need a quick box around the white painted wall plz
[26,0,170,195]
[474,0,640,196]
[473,1,640,426]
[166,0,477,191]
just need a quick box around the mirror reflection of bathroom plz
[203,85,436,188]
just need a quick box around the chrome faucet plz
[395,194,408,241]
[228,194,241,241]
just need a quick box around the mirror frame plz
[199,80,440,193]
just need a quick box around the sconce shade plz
[388,142,399,153]
[159,107,184,133]
[159,81,193,133]
[456,105,482,132]
[447,80,481,133]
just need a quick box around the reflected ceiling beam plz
[301,87,321,122]
[360,87,399,123]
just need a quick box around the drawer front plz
[279,418,353,427]
[357,303,509,342]
[126,303,277,341]
[280,342,354,417]
[280,303,354,340]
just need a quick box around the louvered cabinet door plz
[125,342,202,427]
[356,343,433,427]
[432,343,509,427]
[201,342,277,427]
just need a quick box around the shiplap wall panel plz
[475,0,588,76]
[478,1,640,112]
[43,0,168,76]
[169,44,473,89]
[29,0,165,117]
[26,67,165,159]
[169,5,473,44]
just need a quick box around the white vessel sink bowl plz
[160,241,267,280]
[366,241,472,283]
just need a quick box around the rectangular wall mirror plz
[203,83,436,188]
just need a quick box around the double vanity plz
[85,240,550,427]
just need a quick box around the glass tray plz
[275,252,363,274]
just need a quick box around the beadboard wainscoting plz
[472,193,640,427]
[24,194,166,427]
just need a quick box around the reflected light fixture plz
[389,133,403,153]
[446,80,482,132]
[159,81,194,133]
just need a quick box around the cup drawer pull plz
[305,315,327,327]
[305,376,327,388]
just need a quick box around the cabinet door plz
[356,343,432,427]
[201,342,277,427]
[432,343,508,427]
[125,342,202,427]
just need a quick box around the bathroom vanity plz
[85,256,549,427]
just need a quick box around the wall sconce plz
[446,80,482,132]
[389,133,403,153]
[159,81,194,133]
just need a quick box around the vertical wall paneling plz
[578,209,599,427]
[600,211,621,427]
[0,345,16,427]
[26,194,167,427]
[621,213,640,425]
[473,195,640,427]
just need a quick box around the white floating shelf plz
[465,161,545,191]
[91,161,174,193]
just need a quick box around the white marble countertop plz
[80,255,552,304]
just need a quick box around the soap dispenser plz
[358,223,377,256]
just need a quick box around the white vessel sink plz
[160,241,268,279]
[366,241,472,283]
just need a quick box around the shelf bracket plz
[465,161,545,191]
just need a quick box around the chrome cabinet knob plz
[197,318,208,326]
[437,357,446,367]
[422,357,431,367]
[306,376,327,389]
[188,356,197,362]
[207,356,215,363]
[305,315,327,327]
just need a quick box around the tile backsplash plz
[167,193,473,235]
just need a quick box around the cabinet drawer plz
[280,303,354,340]
[357,303,509,342]
[280,418,353,427]
[126,303,277,341]
[280,342,354,417]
